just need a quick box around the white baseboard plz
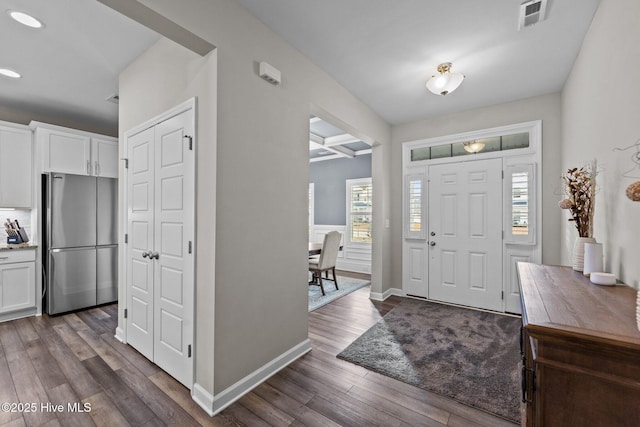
[369,287,404,301]
[114,326,126,343]
[193,339,312,416]
[192,383,215,416]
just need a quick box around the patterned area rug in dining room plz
[337,298,521,423]
[308,275,370,312]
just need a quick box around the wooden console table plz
[518,263,640,427]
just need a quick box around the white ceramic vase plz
[572,237,596,272]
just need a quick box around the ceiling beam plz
[324,133,363,147]
[97,0,215,56]
[309,132,355,158]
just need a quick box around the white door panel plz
[127,127,155,360]
[152,111,194,388]
[429,158,503,311]
[125,107,194,388]
[403,244,427,297]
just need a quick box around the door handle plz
[429,241,436,247]
[87,160,91,175]
[150,251,160,260]
[142,251,150,258]
[95,161,100,176]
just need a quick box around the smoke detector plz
[259,61,281,85]
[518,0,548,30]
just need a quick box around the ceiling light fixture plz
[7,10,44,28]
[426,62,465,96]
[0,68,21,79]
[463,140,485,154]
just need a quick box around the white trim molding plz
[193,339,312,416]
[114,327,126,343]
[369,287,404,301]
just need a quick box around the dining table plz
[308,242,342,257]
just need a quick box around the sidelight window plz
[505,164,535,244]
[347,178,372,244]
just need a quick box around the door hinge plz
[501,291,504,300]
[185,135,193,151]
[188,344,192,358]
[188,241,192,254]
[502,170,504,179]
[124,233,128,244]
[502,230,504,240]
[123,158,129,169]
[124,308,128,319]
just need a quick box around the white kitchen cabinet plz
[0,122,32,208]
[0,248,36,318]
[33,122,118,177]
[92,138,119,178]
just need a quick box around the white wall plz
[561,0,640,288]
[391,93,563,294]
[125,0,391,399]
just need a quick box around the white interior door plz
[152,111,194,388]
[126,106,195,388]
[428,158,503,311]
[127,127,155,360]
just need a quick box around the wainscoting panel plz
[312,225,371,273]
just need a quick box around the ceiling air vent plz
[518,0,548,30]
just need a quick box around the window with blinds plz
[347,178,372,244]
[512,172,528,236]
[404,173,426,239]
[408,179,422,233]
[505,164,535,244]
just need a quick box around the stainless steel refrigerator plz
[43,173,118,315]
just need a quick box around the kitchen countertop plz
[0,243,38,251]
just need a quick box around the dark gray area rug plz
[337,298,521,423]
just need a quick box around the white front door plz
[126,107,195,388]
[428,158,503,311]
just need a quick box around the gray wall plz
[561,0,640,288]
[128,0,391,397]
[310,154,372,225]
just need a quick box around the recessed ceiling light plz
[7,10,44,29]
[0,68,21,79]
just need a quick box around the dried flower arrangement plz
[558,163,596,238]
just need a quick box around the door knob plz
[429,241,436,247]
[150,251,160,260]
[142,251,150,258]
[430,231,436,236]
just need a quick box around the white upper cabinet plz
[33,122,118,178]
[0,122,32,208]
[40,127,91,175]
[92,138,118,178]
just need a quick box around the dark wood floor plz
[0,276,518,426]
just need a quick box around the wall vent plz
[518,0,548,30]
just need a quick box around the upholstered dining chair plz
[309,231,342,296]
